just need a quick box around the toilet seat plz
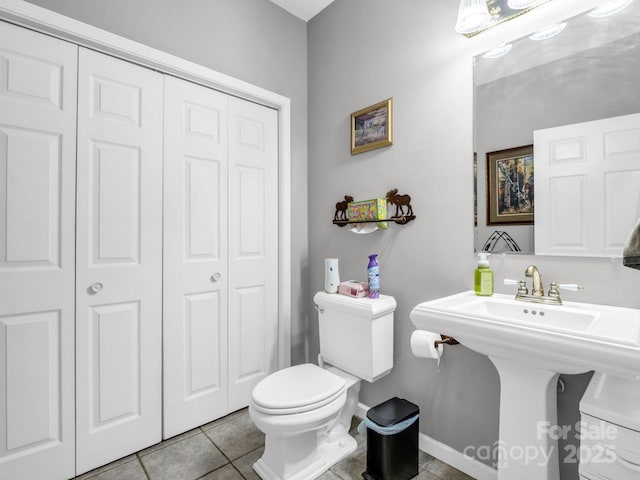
[252,363,346,415]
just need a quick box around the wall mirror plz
[474,1,640,256]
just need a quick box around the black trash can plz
[362,397,419,480]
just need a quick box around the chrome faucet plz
[524,265,544,296]
[516,265,560,305]
[509,265,584,305]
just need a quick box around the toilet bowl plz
[249,292,397,480]
[249,363,360,480]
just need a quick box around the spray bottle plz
[367,254,380,299]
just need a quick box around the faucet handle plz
[517,280,528,295]
[502,278,529,295]
[548,282,561,299]
[547,282,584,301]
[503,278,529,295]
[557,283,584,291]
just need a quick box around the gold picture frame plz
[350,98,393,155]
[486,145,534,225]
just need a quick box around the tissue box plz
[338,280,369,298]
[347,198,387,229]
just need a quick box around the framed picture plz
[351,98,393,155]
[486,145,534,225]
[473,152,477,226]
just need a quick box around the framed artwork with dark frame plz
[350,98,393,155]
[486,145,534,225]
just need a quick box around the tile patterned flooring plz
[74,409,475,480]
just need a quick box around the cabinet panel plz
[186,156,221,258]
[0,20,77,480]
[184,292,223,398]
[2,311,61,451]
[89,141,141,264]
[91,75,141,125]
[233,286,266,380]
[90,302,141,427]
[0,127,61,268]
[0,48,63,108]
[76,47,163,474]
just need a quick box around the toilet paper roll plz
[410,330,443,365]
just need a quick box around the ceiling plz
[268,0,335,21]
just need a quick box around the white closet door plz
[227,97,279,411]
[0,21,77,480]
[75,48,163,473]
[535,113,640,257]
[163,76,229,438]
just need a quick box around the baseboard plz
[355,402,369,421]
[418,433,497,480]
[356,402,497,480]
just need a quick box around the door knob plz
[89,282,103,294]
[210,273,221,282]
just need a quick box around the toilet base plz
[253,432,357,480]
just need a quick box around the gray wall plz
[309,1,640,479]
[25,0,311,364]
[307,0,500,468]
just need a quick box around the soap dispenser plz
[474,252,494,296]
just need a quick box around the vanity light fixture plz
[528,22,567,40]
[508,0,543,9]
[455,0,492,34]
[481,41,512,58]
[588,0,634,17]
[456,0,552,36]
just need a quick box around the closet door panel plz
[76,47,163,474]
[0,21,77,480]
[227,97,278,411]
[163,76,229,438]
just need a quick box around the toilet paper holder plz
[434,335,459,348]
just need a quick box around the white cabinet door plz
[163,76,229,438]
[0,21,78,480]
[75,48,163,473]
[227,97,279,411]
[535,113,640,257]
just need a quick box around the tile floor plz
[74,409,475,480]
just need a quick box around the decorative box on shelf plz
[347,198,388,230]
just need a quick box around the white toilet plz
[249,291,397,480]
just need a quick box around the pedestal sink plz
[410,291,640,480]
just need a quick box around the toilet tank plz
[314,291,396,383]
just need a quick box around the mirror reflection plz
[474,1,640,256]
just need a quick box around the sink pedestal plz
[491,358,560,480]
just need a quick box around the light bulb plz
[455,0,492,34]
[508,0,542,10]
[529,22,567,41]
[482,42,512,59]
[588,0,634,17]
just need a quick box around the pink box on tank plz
[338,280,369,298]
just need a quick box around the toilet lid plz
[252,364,346,414]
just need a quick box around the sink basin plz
[410,291,640,480]
[411,291,640,377]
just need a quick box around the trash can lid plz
[366,397,419,427]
